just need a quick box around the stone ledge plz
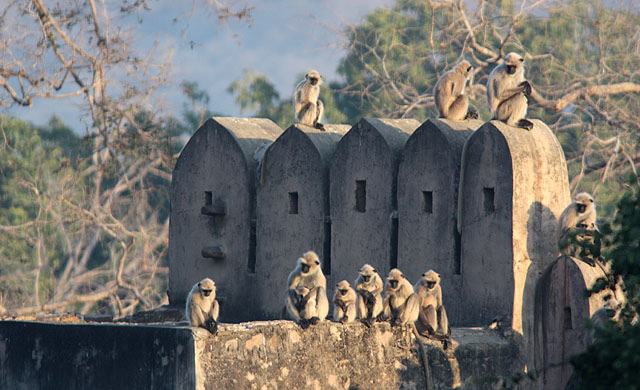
[0,319,522,390]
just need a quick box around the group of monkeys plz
[186,51,600,338]
[185,251,450,340]
[294,52,535,130]
[185,191,598,337]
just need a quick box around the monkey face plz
[306,71,322,86]
[388,279,399,289]
[301,263,311,274]
[574,192,594,214]
[426,281,436,289]
[359,264,377,284]
[339,289,348,296]
[422,270,440,290]
[198,278,216,298]
[503,52,524,75]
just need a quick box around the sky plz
[7,0,394,134]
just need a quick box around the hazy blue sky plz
[8,0,393,134]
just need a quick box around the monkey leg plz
[437,305,451,336]
[313,286,329,321]
[495,93,528,127]
[418,305,438,336]
[333,305,344,322]
[356,295,368,320]
[210,300,220,322]
[345,304,357,323]
[370,295,383,321]
[447,94,469,121]
[314,100,325,130]
[400,294,420,325]
[298,102,317,127]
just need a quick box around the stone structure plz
[457,119,571,371]
[169,117,282,322]
[534,256,620,390]
[0,319,521,390]
[330,118,420,282]
[397,118,482,324]
[255,124,349,319]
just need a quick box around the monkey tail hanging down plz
[294,70,325,131]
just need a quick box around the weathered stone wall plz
[533,256,622,390]
[397,118,482,324]
[0,320,196,390]
[255,124,348,319]
[0,319,523,390]
[169,117,282,322]
[330,118,419,281]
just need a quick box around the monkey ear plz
[519,58,524,62]
[590,199,594,203]
[422,273,426,277]
[315,260,320,265]
[373,268,378,273]
[197,282,201,287]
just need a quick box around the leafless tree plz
[0,0,251,317]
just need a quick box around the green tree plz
[332,0,640,220]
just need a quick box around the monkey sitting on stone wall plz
[186,278,220,335]
[434,60,478,121]
[557,192,599,264]
[285,251,329,328]
[333,280,357,324]
[380,268,420,327]
[294,70,325,130]
[354,264,384,327]
[486,52,534,130]
[414,270,450,338]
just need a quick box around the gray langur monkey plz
[285,250,329,328]
[414,270,450,337]
[354,264,384,327]
[294,70,325,130]
[486,52,534,130]
[186,278,220,335]
[557,192,599,259]
[434,60,478,121]
[333,280,357,324]
[380,268,420,327]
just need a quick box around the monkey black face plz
[466,66,472,72]
[362,275,371,283]
[576,203,587,213]
[301,264,311,273]
[506,65,517,75]
[201,289,212,297]
[389,280,399,289]
[339,289,348,296]
[426,281,436,289]
[309,76,319,86]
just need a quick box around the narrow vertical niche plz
[248,219,256,274]
[204,191,213,206]
[323,219,332,275]
[355,180,366,213]
[483,187,495,214]
[288,192,299,215]
[454,228,461,275]
[563,307,572,329]
[390,215,398,270]
[422,191,433,214]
